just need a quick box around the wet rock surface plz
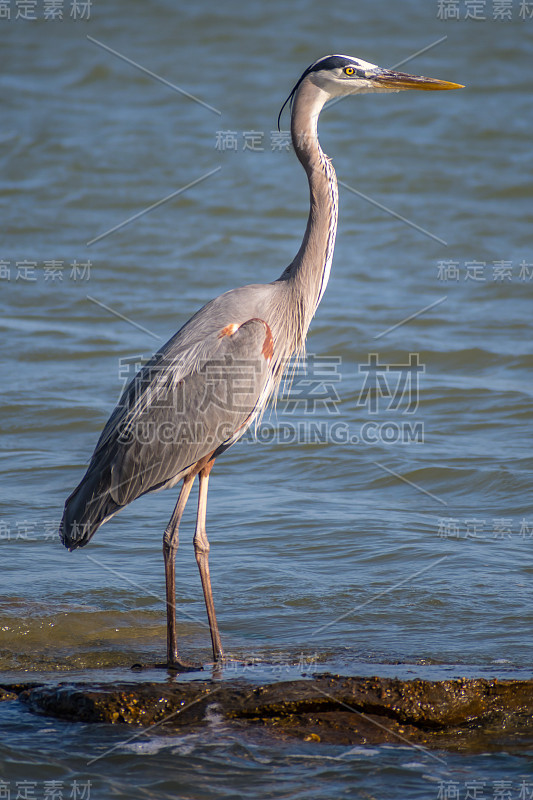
[2,674,532,752]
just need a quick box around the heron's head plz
[278,54,463,127]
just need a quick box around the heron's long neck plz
[279,80,338,345]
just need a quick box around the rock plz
[4,674,532,752]
[0,682,37,702]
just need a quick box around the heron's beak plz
[371,68,463,91]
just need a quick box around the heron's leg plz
[194,462,224,662]
[163,473,195,667]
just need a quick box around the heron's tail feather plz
[59,464,121,550]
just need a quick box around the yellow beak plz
[371,69,464,91]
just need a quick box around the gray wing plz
[60,314,273,549]
[95,283,277,456]
[107,317,273,504]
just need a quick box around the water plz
[1,0,532,796]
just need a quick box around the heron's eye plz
[344,66,355,76]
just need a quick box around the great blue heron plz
[60,54,461,669]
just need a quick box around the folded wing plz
[60,318,273,549]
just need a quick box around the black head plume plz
[277,55,360,130]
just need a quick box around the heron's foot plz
[131,659,203,673]
[164,658,204,673]
[202,650,224,680]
